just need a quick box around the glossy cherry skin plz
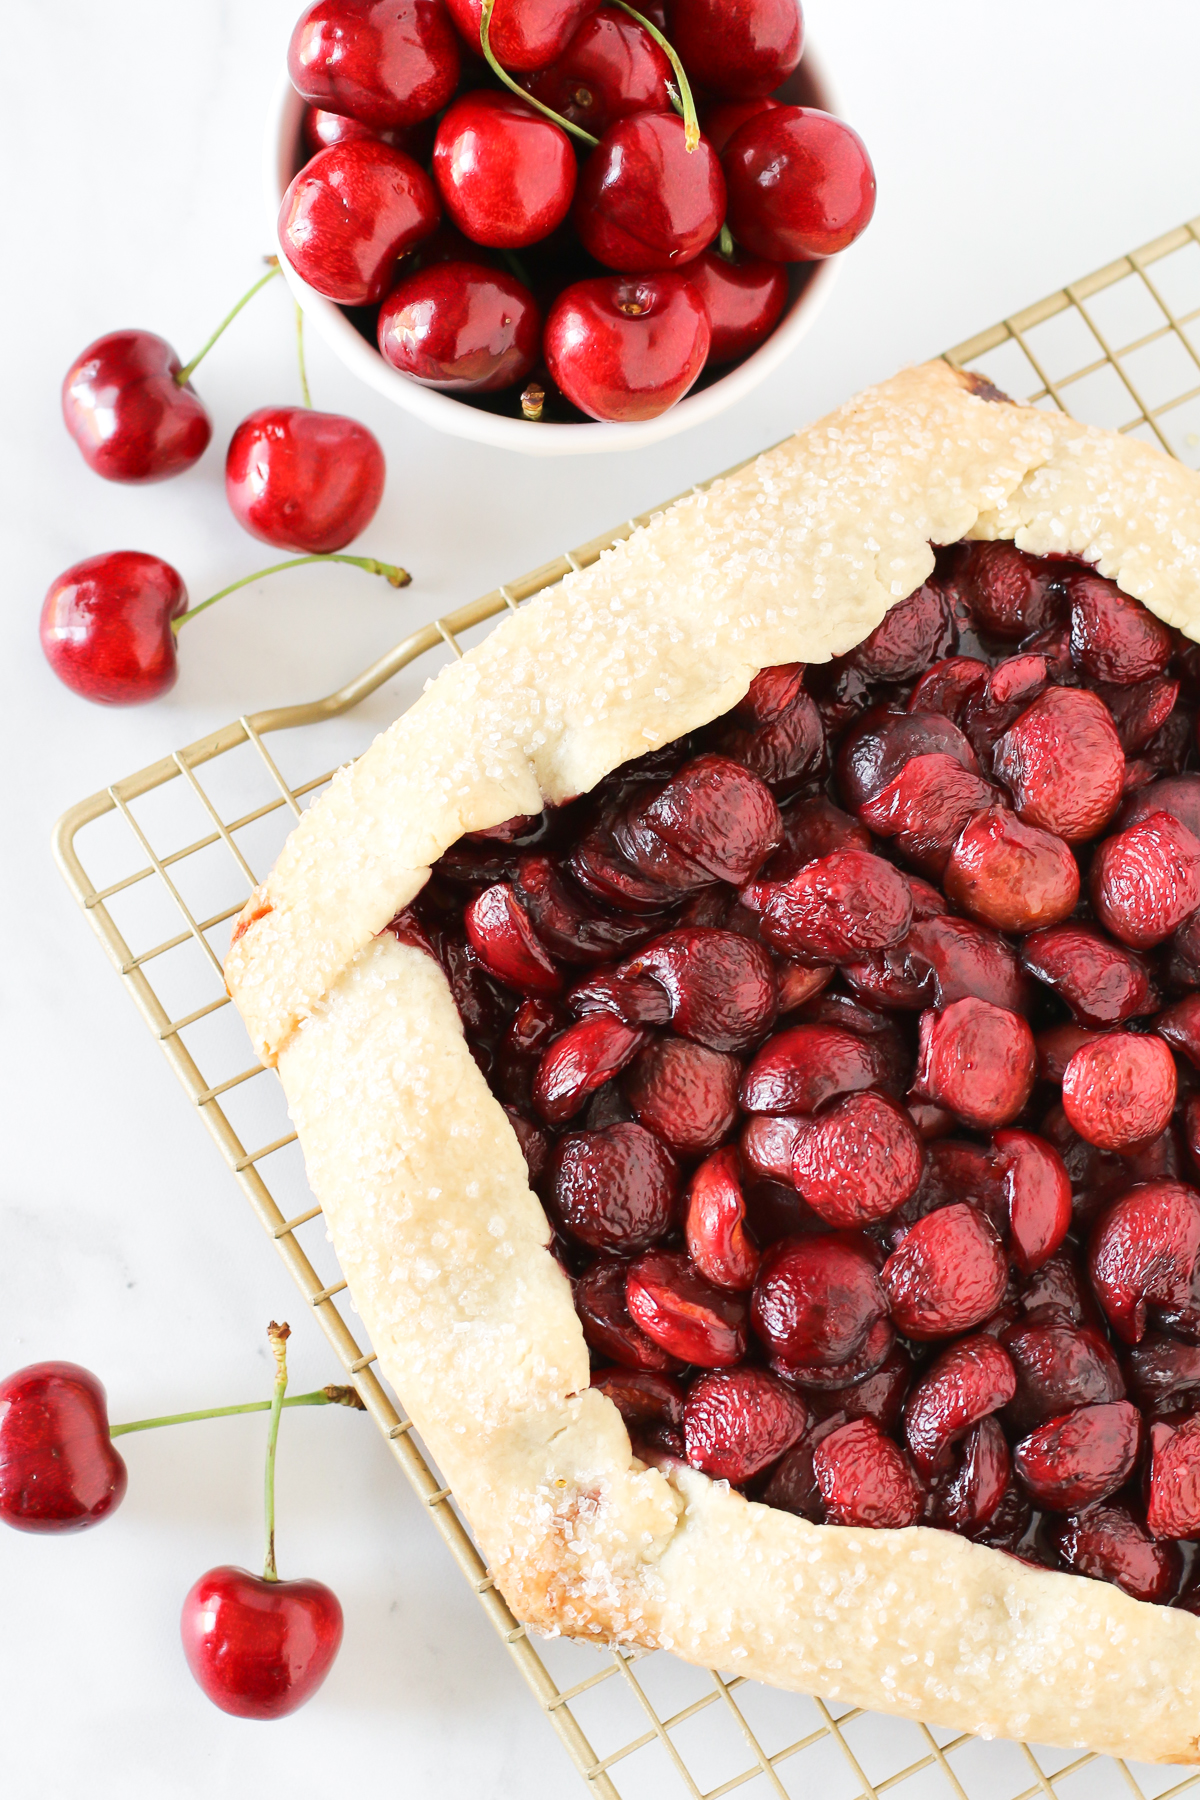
[575,113,725,273]
[445,0,599,71]
[0,1362,127,1533]
[62,331,211,484]
[279,140,440,305]
[378,261,541,391]
[433,92,575,249]
[724,107,876,261]
[180,1566,343,1719]
[702,96,780,156]
[544,273,710,422]
[302,106,418,155]
[664,0,803,100]
[225,407,385,553]
[684,247,788,365]
[526,4,673,136]
[40,552,186,705]
[288,0,459,129]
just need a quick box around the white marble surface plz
[4,3,1200,1794]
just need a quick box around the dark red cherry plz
[0,1362,127,1533]
[752,1235,887,1370]
[683,1368,808,1483]
[1013,1400,1142,1511]
[573,1259,684,1371]
[551,1120,678,1251]
[881,1203,1009,1339]
[683,247,788,366]
[1052,1504,1181,1604]
[992,686,1124,843]
[378,261,541,392]
[685,1146,761,1291]
[433,92,576,248]
[534,1014,648,1123]
[1090,811,1200,949]
[943,807,1080,935]
[446,0,600,71]
[1088,1180,1200,1344]
[1001,1318,1126,1438]
[288,0,460,129]
[1021,923,1156,1029]
[574,112,725,273]
[1065,569,1173,686]
[664,0,803,99]
[279,140,440,304]
[62,331,211,484]
[525,4,672,136]
[1146,1415,1200,1539]
[912,998,1036,1130]
[180,1566,343,1719]
[791,1090,924,1228]
[623,928,777,1053]
[40,551,186,705]
[1061,1032,1177,1152]
[957,541,1067,640]
[544,273,710,422]
[464,884,561,995]
[225,407,385,553]
[623,1035,741,1155]
[701,96,780,156]
[723,107,876,261]
[812,1418,924,1528]
[626,1249,748,1367]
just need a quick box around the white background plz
[3,3,1200,1795]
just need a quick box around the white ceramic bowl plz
[264,52,841,456]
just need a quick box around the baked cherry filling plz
[395,537,1200,1608]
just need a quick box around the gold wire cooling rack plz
[53,214,1200,1800]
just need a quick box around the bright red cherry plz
[701,96,780,156]
[378,261,541,391]
[445,0,600,71]
[665,0,803,99]
[288,0,460,130]
[724,106,876,261]
[525,3,673,137]
[225,408,386,553]
[302,105,423,157]
[432,92,576,249]
[40,552,186,705]
[0,1362,127,1533]
[279,139,440,305]
[575,112,725,272]
[545,272,710,421]
[62,331,211,483]
[684,247,788,364]
[180,1566,343,1720]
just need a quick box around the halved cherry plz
[812,1418,923,1528]
[533,1015,649,1124]
[684,1147,761,1291]
[682,1368,808,1483]
[739,1024,891,1115]
[791,1090,924,1228]
[1052,1504,1181,1603]
[623,928,777,1053]
[1146,1416,1200,1539]
[1066,569,1173,686]
[573,1260,684,1371]
[590,1367,684,1439]
[957,541,1067,639]
[912,998,1036,1130]
[623,1035,741,1155]
[1001,1318,1126,1438]
[550,1121,678,1251]
[1061,1032,1177,1154]
[881,1203,1009,1339]
[857,755,998,878]
[991,1129,1072,1273]
[902,1333,1016,1475]
[992,686,1125,843]
[465,884,562,995]
[741,850,913,962]
[1013,1400,1142,1511]
[944,807,1079,934]
[752,1235,887,1370]
[626,1250,748,1367]
[1021,923,1157,1028]
[929,1418,1012,1535]
[1088,1180,1200,1344]
[1090,811,1200,948]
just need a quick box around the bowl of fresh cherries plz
[266,0,874,453]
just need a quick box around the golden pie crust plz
[227,361,1200,1764]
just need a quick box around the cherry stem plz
[176,258,282,386]
[296,301,313,408]
[479,0,599,146]
[108,1385,365,1437]
[172,553,411,634]
[610,2,700,150]
[263,1321,290,1583]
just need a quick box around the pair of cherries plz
[279,0,876,422]
[48,265,410,705]
[0,1331,355,1720]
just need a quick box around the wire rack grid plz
[53,214,1200,1800]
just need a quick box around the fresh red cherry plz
[432,92,576,249]
[525,3,672,136]
[302,106,426,157]
[180,1565,343,1719]
[664,0,803,100]
[701,96,780,156]
[446,0,600,71]
[225,408,385,553]
[279,140,440,304]
[40,551,186,705]
[378,260,541,391]
[724,106,876,261]
[0,1362,127,1533]
[288,0,460,129]
[544,272,710,421]
[62,331,211,483]
[575,112,725,272]
[683,247,788,365]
